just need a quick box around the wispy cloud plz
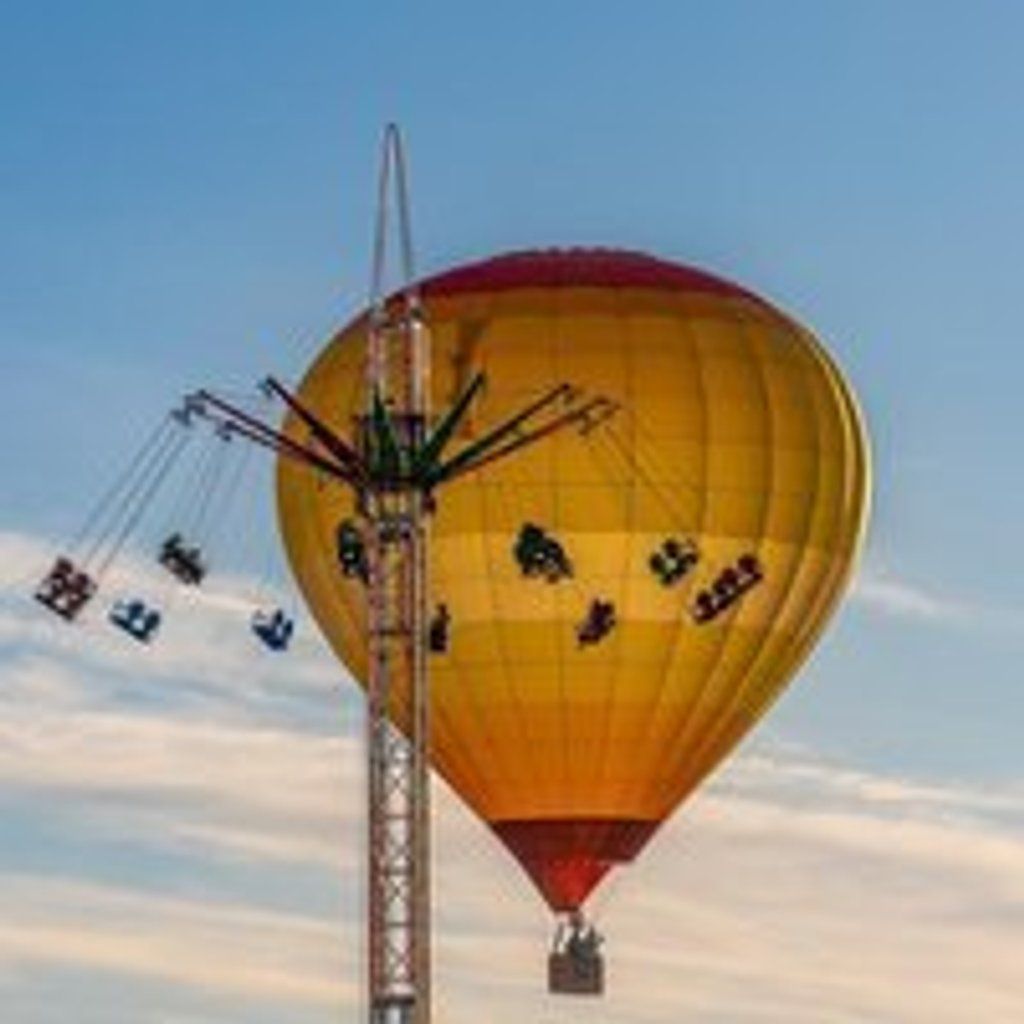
[851,565,1024,646]
[851,567,970,623]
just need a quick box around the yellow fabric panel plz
[277,276,870,827]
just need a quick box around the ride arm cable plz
[95,429,193,578]
[82,424,191,569]
[70,415,176,559]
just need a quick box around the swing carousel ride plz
[26,126,870,1024]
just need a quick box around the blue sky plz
[1,2,1022,1020]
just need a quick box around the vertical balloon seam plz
[551,289,575,815]
[450,305,532,820]
[653,304,801,808]
[678,307,782,781]
[428,478,496,812]
[771,327,870,679]
[676,312,823,788]
[595,291,638,814]
[634,299,733,815]
[737,325,860,724]
[630,301,724,818]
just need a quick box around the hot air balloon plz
[277,248,869,962]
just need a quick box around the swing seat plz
[692,554,766,624]
[110,599,162,644]
[577,599,616,646]
[252,609,294,652]
[649,537,699,586]
[159,534,207,586]
[514,524,573,582]
[35,557,97,621]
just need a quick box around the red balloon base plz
[491,818,659,912]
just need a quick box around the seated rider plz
[514,523,572,582]
[577,598,616,646]
[650,536,699,586]
[337,520,369,582]
[159,533,206,585]
[429,603,451,653]
[692,589,717,623]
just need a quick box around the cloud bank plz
[0,531,1020,1022]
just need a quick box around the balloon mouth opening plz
[491,818,659,912]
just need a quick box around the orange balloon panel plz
[277,250,870,911]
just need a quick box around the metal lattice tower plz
[363,124,432,1024]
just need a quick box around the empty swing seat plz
[251,609,295,652]
[109,599,162,644]
[35,557,97,621]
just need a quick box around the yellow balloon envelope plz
[278,249,870,911]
